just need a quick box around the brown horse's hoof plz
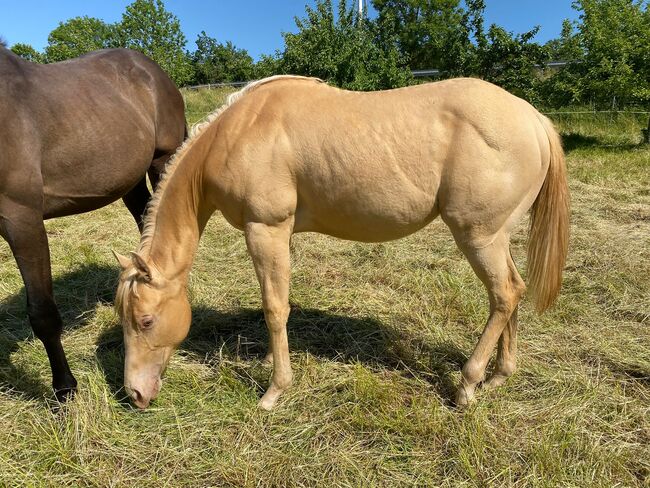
[53,377,78,403]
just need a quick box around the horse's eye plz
[140,315,155,329]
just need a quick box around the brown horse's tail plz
[527,115,570,313]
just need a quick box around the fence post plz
[645,115,650,144]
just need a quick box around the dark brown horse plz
[0,45,186,400]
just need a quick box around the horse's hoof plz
[455,385,476,408]
[53,377,78,403]
[262,352,274,366]
[483,374,508,391]
[258,385,286,410]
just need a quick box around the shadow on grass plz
[2,262,465,405]
[561,132,645,152]
[0,263,119,401]
[95,303,466,407]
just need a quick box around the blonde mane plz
[115,266,140,323]
[117,76,322,320]
[137,75,323,254]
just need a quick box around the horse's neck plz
[145,138,215,281]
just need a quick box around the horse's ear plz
[112,251,132,270]
[129,251,152,282]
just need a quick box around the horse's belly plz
[294,184,439,242]
[42,193,124,219]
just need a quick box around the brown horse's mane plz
[137,75,323,255]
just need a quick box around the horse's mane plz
[0,37,7,48]
[137,75,323,254]
[115,75,322,322]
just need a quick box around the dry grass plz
[0,88,648,486]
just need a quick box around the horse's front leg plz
[0,204,77,401]
[244,218,293,410]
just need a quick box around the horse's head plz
[113,251,191,409]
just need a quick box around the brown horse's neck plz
[142,128,216,282]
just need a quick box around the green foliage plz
[372,0,549,101]
[545,19,583,61]
[192,32,255,84]
[281,0,412,90]
[575,0,649,107]
[254,53,282,79]
[541,0,649,108]
[117,0,193,86]
[372,0,466,70]
[10,43,45,63]
[472,24,549,102]
[44,16,117,63]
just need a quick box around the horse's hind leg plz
[484,301,519,390]
[0,205,77,400]
[148,150,174,191]
[453,232,525,406]
[122,176,150,232]
[123,148,178,232]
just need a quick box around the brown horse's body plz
[116,76,569,410]
[0,47,185,398]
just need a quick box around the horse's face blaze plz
[117,262,191,409]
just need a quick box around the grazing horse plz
[0,46,186,400]
[115,75,569,410]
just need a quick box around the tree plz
[254,53,282,78]
[544,19,582,61]
[10,43,46,63]
[539,20,585,106]
[473,25,549,102]
[192,32,255,83]
[372,0,466,70]
[443,0,549,102]
[117,0,193,86]
[281,0,412,90]
[573,0,649,107]
[540,0,649,108]
[45,16,117,62]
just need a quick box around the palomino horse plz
[115,75,569,409]
[0,46,186,400]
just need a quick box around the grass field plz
[0,87,648,487]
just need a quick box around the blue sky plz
[0,1,579,60]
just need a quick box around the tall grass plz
[0,88,647,486]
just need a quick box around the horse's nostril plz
[127,386,151,409]
[131,388,143,403]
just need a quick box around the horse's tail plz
[527,114,570,313]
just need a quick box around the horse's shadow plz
[97,303,467,405]
[1,263,466,405]
[561,132,644,152]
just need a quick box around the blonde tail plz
[528,115,570,312]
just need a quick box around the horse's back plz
[1,48,185,218]
[211,77,550,242]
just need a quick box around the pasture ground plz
[0,87,648,487]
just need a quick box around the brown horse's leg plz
[148,149,176,191]
[454,233,525,406]
[245,218,294,410]
[122,176,151,232]
[0,206,77,401]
